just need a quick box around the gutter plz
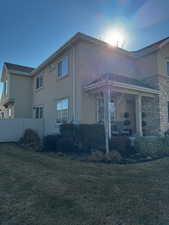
[84,80,160,95]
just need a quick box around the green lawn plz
[0,144,169,225]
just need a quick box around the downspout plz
[72,46,76,121]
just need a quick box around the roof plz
[31,32,129,76]
[31,33,169,75]
[86,73,158,90]
[133,37,169,53]
[3,33,169,78]
[5,62,34,74]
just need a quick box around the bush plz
[109,136,132,157]
[57,136,75,153]
[135,136,169,158]
[60,124,105,153]
[87,151,105,162]
[104,151,122,163]
[43,135,59,152]
[124,120,131,126]
[87,150,122,163]
[19,129,41,151]
[165,129,169,137]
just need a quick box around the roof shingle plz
[5,62,34,74]
[87,73,158,90]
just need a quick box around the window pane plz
[36,77,39,89]
[57,101,63,110]
[57,99,68,111]
[35,108,39,118]
[58,61,62,77]
[62,99,68,110]
[39,107,43,118]
[62,56,68,76]
[58,56,68,77]
[168,102,169,122]
[56,98,69,122]
[39,76,43,88]
[167,62,169,76]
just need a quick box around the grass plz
[0,144,169,225]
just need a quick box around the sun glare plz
[103,30,125,48]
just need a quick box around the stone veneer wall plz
[142,75,161,135]
[142,74,169,134]
[142,96,160,135]
[158,76,169,133]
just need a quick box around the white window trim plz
[35,74,44,90]
[57,56,69,79]
[168,101,169,124]
[33,105,44,119]
[166,61,169,76]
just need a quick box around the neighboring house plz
[0,63,34,119]
[1,32,169,136]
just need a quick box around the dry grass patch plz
[0,143,169,225]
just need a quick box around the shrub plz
[87,151,105,162]
[109,136,132,157]
[135,136,169,157]
[104,151,122,163]
[124,120,131,126]
[19,129,41,151]
[87,151,122,163]
[165,129,169,137]
[60,124,105,153]
[57,136,75,153]
[43,135,59,152]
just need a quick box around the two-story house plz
[1,32,169,136]
[0,63,34,119]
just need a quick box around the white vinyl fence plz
[0,119,44,142]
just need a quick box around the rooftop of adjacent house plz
[4,62,34,74]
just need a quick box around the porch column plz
[135,95,143,136]
[103,87,111,154]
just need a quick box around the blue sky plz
[0,0,169,93]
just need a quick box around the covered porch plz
[84,73,160,139]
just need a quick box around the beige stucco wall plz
[135,52,158,79]
[10,73,33,118]
[32,48,74,134]
[75,40,139,123]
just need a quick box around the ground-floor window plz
[56,98,69,123]
[34,106,44,119]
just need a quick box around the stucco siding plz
[136,52,158,79]
[75,41,138,123]
[32,48,74,133]
[10,74,32,118]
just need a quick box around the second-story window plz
[58,56,68,78]
[36,75,43,89]
[167,62,169,76]
[4,80,8,96]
